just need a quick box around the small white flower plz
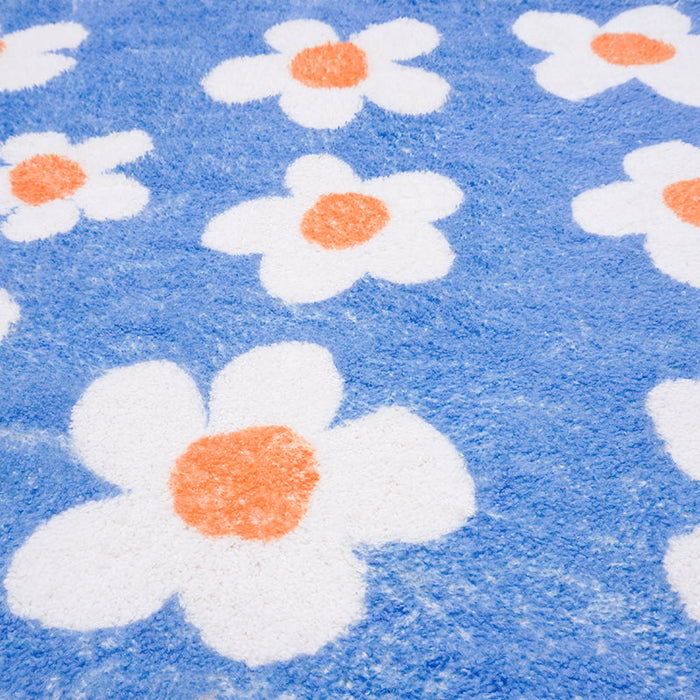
[202,18,450,129]
[203,154,462,303]
[0,289,19,341]
[648,379,700,623]
[513,5,700,105]
[572,141,700,288]
[0,131,153,242]
[4,342,476,666]
[0,21,87,91]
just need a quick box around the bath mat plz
[2,0,700,697]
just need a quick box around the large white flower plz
[0,21,87,92]
[5,342,476,666]
[203,154,462,304]
[0,289,19,341]
[513,6,700,105]
[647,379,700,622]
[0,131,153,242]
[572,141,700,288]
[202,18,450,129]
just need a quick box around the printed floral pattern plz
[203,154,462,303]
[0,131,153,242]
[202,18,450,129]
[5,342,476,666]
[0,22,87,92]
[514,6,700,105]
[572,141,700,288]
[0,289,19,341]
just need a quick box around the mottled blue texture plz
[1,0,700,697]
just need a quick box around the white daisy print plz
[0,289,19,341]
[4,342,476,666]
[648,379,700,623]
[572,141,700,288]
[202,18,450,129]
[513,5,700,105]
[0,21,87,92]
[0,131,153,242]
[203,154,462,304]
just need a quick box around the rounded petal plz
[0,131,71,164]
[72,173,149,221]
[647,379,700,481]
[284,154,359,200]
[73,130,153,175]
[5,21,87,51]
[603,6,690,39]
[0,288,19,340]
[513,11,598,53]
[365,223,454,284]
[180,540,365,665]
[644,225,700,288]
[203,196,300,255]
[278,83,364,129]
[313,407,475,546]
[352,18,439,60]
[5,497,181,630]
[2,200,79,242]
[641,40,700,108]
[208,342,343,438]
[622,141,700,185]
[363,64,449,115]
[264,20,338,54]
[0,52,76,91]
[202,54,287,104]
[665,527,700,622]
[70,361,206,493]
[0,168,16,214]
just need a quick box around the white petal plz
[363,63,449,115]
[70,361,206,493]
[367,171,463,223]
[645,225,700,288]
[0,132,71,164]
[5,497,180,630]
[641,40,700,108]
[284,154,359,200]
[264,20,338,54]
[202,196,299,255]
[665,527,700,622]
[314,406,475,546]
[5,21,87,52]
[0,288,19,340]
[72,130,153,175]
[365,223,454,284]
[0,52,76,91]
[208,342,343,438]
[2,200,79,242]
[73,173,149,220]
[512,12,598,53]
[647,379,700,481]
[259,247,364,303]
[202,54,286,104]
[278,83,364,129]
[180,540,365,665]
[352,19,439,60]
[603,6,690,39]
[622,141,700,185]
[0,168,15,213]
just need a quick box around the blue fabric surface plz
[2,0,700,697]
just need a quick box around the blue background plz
[1,0,700,696]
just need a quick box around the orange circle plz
[301,192,390,250]
[0,40,6,55]
[169,426,320,540]
[591,32,676,66]
[290,41,368,88]
[10,153,87,207]
[663,178,700,228]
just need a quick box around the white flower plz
[647,379,700,622]
[5,342,476,666]
[513,5,700,105]
[0,131,153,242]
[202,18,450,129]
[572,141,700,288]
[0,289,19,341]
[203,154,462,303]
[0,21,87,91]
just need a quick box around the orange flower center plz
[168,426,320,541]
[10,153,87,207]
[301,192,390,250]
[0,40,5,54]
[591,32,676,66]
[290,41,368,88]
[663,178,700,228]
